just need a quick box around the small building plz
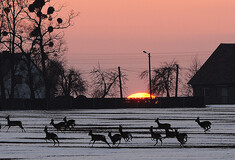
[0,52,45,99]
[188,43,235,104]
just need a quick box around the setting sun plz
[127,92,156,99]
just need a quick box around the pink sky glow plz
[55,0,235,97]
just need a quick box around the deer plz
[44,126,59,146]
[88,130,110,147]
[175,129,187,146]
[108,131,122,147]
[195,117,211,133]
[5,115,25,132]
[63,117,75,130]
[155,118,172,130]
[50,119,67,133]
[149,126,163,146]
[119,125,133,142]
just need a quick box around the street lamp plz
[143,51,152,99]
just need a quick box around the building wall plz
[193,85,235,104]
[0,56,45,99]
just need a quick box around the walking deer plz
[175,129,187,146]
[50,119,67,133]
[119,125,133,142]
[5,115,25,132]
[149,126,163,146]
[108,131,122,147]
[155,118,172,130]
[88,130,110,147]
[44,126,59,146]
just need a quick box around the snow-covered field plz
[1,106,235,160]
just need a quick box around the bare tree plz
[24,0,78,99]
[90,65,127,98]
[0,0,77,100]
[182,56,202,96]
[140,61,178,97]
[57,67,87,97]
[0,0,27,99]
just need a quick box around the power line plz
[66,50,212,55]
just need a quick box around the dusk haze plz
[1,1,235,159]
[58,0,235,97]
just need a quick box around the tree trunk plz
[26,58,35,100]
[0,80,6,100]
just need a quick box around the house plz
[188,43,235,104]
[0,51,45,99]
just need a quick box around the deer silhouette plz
[63,117,75,130]
[5,115,25,132]
[149,126,163,146]
[44,126,59,146]
[175,129,187,146]
[195,117,211,133]
[50,119,67,133]
[88,130,110,147]
[119,125,133,142]
[108,131,122,147]
[155,118,172,130]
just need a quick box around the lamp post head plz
[143,51,150,55]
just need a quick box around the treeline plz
[0,96,205,110]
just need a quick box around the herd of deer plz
[0,115,212,147]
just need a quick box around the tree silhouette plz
[0,0,78,99]
[90,65,127,98]
[140,61,178,97]
[0,0,26,99]
[57,67,86,97]
[24,0,78,99]
[182,56,202,96]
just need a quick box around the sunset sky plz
[56,0,235,97]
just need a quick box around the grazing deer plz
[195,117,211,133]
[119,125,133,142]
[5,115,25,132]
[175,129,187,146]
[63,117,75,130]
[155,118,172,130]
[108,132,122,147]
[149,126,163,146]
[164,128,176,139]
[44,126,59,146]
[88,130,110,147]
[50,119,67,133]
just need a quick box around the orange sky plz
[56,0,235,97]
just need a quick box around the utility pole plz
[143,51,152,99]
[175,64,179,97]
[118,66,123,98]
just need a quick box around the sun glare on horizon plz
[127,92,156,99]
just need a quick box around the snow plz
[0,106,235,159]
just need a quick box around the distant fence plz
[0,97,205,110]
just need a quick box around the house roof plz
[188,43,235,85]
